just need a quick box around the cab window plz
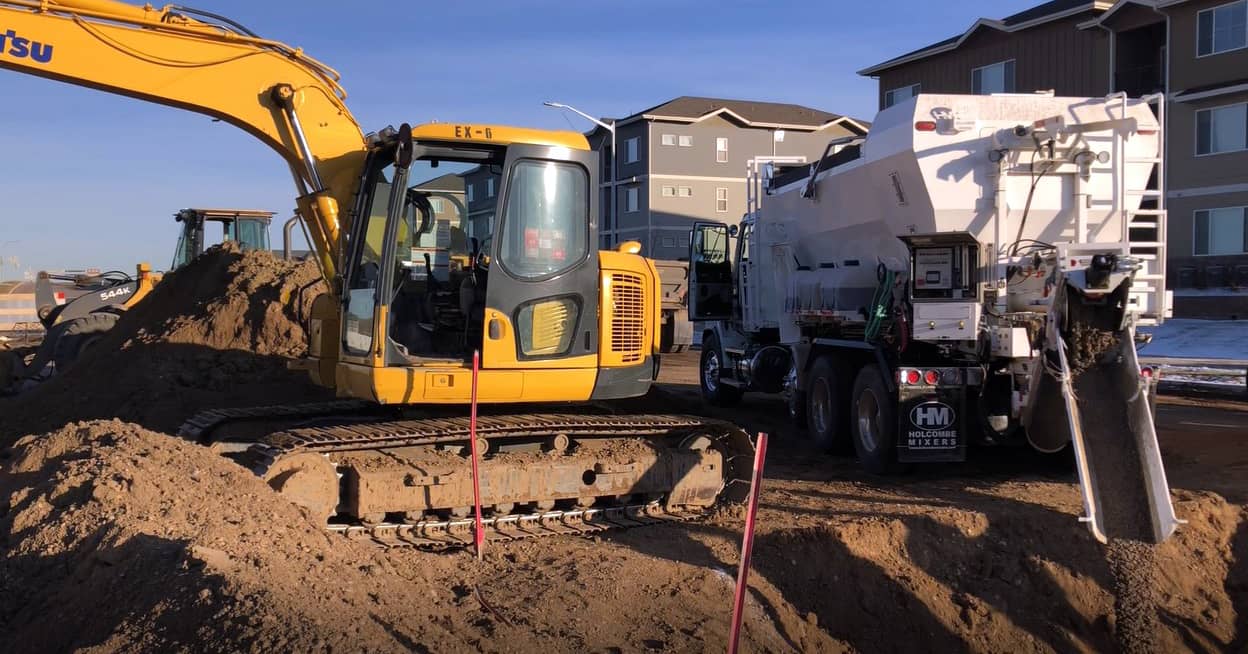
[498,160,588,280]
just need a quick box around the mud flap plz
[1027,282,1181,544]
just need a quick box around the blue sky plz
[0,0,1040,277]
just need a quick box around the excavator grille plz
[609,272,646,363]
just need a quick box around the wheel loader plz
[1,208,275,393]
[0,0,753,543]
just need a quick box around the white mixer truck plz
[689,93,1178,544]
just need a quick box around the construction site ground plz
[0,248,1244,653]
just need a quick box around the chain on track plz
[178,404,757,550]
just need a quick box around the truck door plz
[688,221,732,321]
[482,144,601,368]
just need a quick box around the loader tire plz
[806,356,851,452]
[850,364,904,475]
[52,312,118,373]
[699,334,741,407]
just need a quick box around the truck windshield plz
[498,160,589,280]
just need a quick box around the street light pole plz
[543,101,616,247]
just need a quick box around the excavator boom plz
[0,0,366,278]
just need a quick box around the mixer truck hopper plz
[689,92,1179,544]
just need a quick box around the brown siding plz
[875,16,1109,109]
[1168,90,1248,190]
[1167,0,1248,92]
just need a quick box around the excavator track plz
[329,501,696,548]
[180,409,756,548]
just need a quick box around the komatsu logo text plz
[0,30,54,64]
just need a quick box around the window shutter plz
[1197,109,1212,155]
[1199,9,1214,55]
[1194,210,1209,255]
[1004,61,1016,92]
[972,68,982,94]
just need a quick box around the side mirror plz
[394,123,413,170]
[728,224,739,237]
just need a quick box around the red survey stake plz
[727,431,768,654]
[469,349,486,559]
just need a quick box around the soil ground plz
[0,248,1243,652]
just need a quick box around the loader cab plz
[171,208,274,270]
[340,123,602,382]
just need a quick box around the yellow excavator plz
[0,0,750,543]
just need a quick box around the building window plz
[625,186,639,213]
[677,186,692,198]
[716,187,728,212]
[1196,102,1248,155]
[678,135,693,147]
[1198,0,1247,57]
[661,134,676,146]
[486,178,495,198]
[884,83,920,108]
[430,198,445,213]
[972,60,1015,95]
[661,185,676,197]
[467,183,475,203]
[625,137,639,163]
[716,137,728,163]
[1194,206,1248,255]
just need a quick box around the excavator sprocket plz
[181,409,755,548]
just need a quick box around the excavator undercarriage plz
[180,405,756,547]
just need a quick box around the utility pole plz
[543,101,616,248]
[0,241,19,283]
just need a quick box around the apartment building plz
[1084,0,1248,316]
[584,97,869,260]
[860,0,1248,316]
[858,1,1113,106]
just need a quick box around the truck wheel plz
[851,364,902,474]
[52,312,119,373]
[699,334,741,406]
[787,389,807,428]
[806,356,850,451]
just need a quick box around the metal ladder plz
[1111,92,1169,325]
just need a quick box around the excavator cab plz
[332,123,635,405]
[171,208,275,270]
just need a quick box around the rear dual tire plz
[804,356,902,474]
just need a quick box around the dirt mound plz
[0,420,834,653]
[739,478,1245,653]
[0,245,332,442]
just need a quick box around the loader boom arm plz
[0,0,368,279]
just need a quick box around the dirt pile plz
[0,245,333,442]
[0,420,827,653]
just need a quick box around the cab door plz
[482,144,600,368]
[688,221,733,321]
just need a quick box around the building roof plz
[411,172,465,193]
[859,0,1112,76]
[609,96,870,133]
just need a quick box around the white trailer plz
[689,93,1179,544]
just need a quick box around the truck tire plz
[850,364,903,474]
[787,389,807,428]
[806,356,850,451]
[699,334,741,406]
[52,312,118,373]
